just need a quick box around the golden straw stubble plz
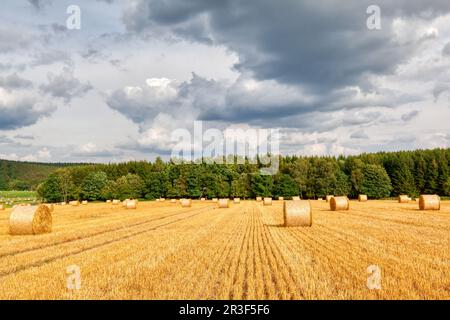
[418,194,440,210]
[9,205,52,235]
[330,196,350,211]
[283,200,312,227]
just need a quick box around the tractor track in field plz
[228,208,253,299]
[285,220,447,296]
[0,207,215,278]
[0,205,215,260]
[199,207,248,299]
[258,205,299,299]
[335,209,450,231]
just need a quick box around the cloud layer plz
[1,0,450,162]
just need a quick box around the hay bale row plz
[330,196,349,211]
[284,200,312,227]
[9,205,52,235]
[263,197,272,206]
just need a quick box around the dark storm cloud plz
[401,110,420,121]
[14,134,35,140]
[39,67,93,103]
[350,130,369,139]
[0,97,56,130]
[71,149,123,158]
[106,73,421,131]
[0,73,33,90]
[123,0,450,93]
[443,42,450,56]
[31,50,73,67]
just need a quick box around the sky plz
[1,0,450,163]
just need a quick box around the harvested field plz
[0,200,448,300]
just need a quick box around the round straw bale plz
[126,199,137,209]
[122,199,130,207]
[69,201,79,206]
[233,198,240,204]
[60,202,66,206]
[419,195,440,210]
[9,205,52,235]
[292,196,300,201]
[330,196,349,211]
[212,198,218,202]
[326,195,334,202]
[112,199,120,205]
[181,198,192,207]
[358,194,368,202]
[263,197,272,206]
[0,204,4,210]
[44,204,54,213]
[170,199,176,203]
[106,200,111,203]
[318,198,323,201]
[160,198,165,202]
[82,200,88,205]
[200,198,206,201]
[278,197,284,201]
[256,197,262,202]
[398,195,409,203]
[284,200,312,227]
[218,199,229,208]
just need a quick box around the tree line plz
[0,159,81,191]
[35,148,450,202]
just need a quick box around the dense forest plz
[0,160,80,191]
[35,148,450,202]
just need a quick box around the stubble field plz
[0,200,448,299]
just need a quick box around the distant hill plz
[0,159,83,191]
